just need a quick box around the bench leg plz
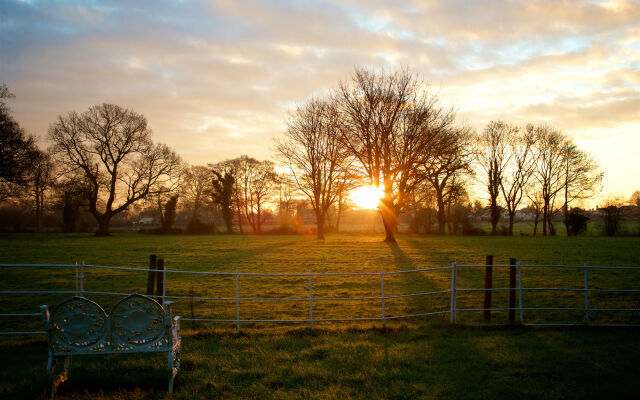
[167,351,174,394]
[49,355,71,398]
[167,343,181,394]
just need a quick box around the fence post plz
[484,255,493,322]
[74,262,79,296]
[584,262,589,324]
[162,268,166,306]
[146,254,157,296]
[380,269,386,328]
[450,262,457,325]
[517,261,523,324]
[509,258,516,323]
[189,284,196,330]
[156,258,165,304]
[235,268,240,334]
[309,270,313,330]
[80,260,85,296]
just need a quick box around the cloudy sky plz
[2,0,639,200]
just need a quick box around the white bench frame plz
[41,294,181,397]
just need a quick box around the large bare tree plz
[560,143,602,235]
[532,125,566,236]
[48,103,182,236]
[500,124,537,235]
[222,155,277,234]
[419,126,473,234]
[30,151,56,232]
[276,98,352,240]
[476,121,515,235]
[337,68,455,242]
[182,165,213,223]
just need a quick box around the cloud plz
[1,0,639,197]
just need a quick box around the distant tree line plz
[1,71,637,238]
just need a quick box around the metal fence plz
[1,262,639,336]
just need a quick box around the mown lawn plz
[1,233,639,399]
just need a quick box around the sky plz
[1,0,639,202]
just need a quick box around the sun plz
[350,185,385,209]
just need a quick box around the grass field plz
[1,233,639,399]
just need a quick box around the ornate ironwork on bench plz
[41,294,181,397]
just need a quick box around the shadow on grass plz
[3,326,640,399]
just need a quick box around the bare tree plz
[275,173,298,229]
[48,103,182,236]
[276,98,352,240]
[443,175,470,234]
[532,125,567,236]
[561,143,603,235]
[476,121,515,235]
[326,173,358,233]
[420,126,473,234]
[600,195,625,237]
[224,155,277,233]
[337,68,455,242]
[500,124,537,235]
[630,191,640,208]
[526,188,545,236]
[30,151,56,232]
[182,165,213,223]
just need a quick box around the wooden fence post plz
[146,254,157,296]
[484,255,493,322]
[509,258,516,323]
[156,258,165,304]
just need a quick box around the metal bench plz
[41,294,181,397]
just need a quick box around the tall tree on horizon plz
[476,121,514,235]
[211,167,235,234]
[48,103,182,236]
[276,97,352,240]
[337,67,455,243]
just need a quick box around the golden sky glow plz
[2,0,639,200]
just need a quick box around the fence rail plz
[1,262,639,336]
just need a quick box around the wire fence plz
[1,261,639,336]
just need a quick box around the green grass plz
[1,233,639,399]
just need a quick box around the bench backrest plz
[42,294,174,355]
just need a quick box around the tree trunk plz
[95,215,111,236]
[225,216,233,234]
[236,208,244,234]
[508,211,515,236]
[35,187,42,233]
[435,189,446,235]
[542,200,548,236]
[380,180,397,243]
[490,195,499,236]
[315,209,325,240]
[380,212,396,243]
